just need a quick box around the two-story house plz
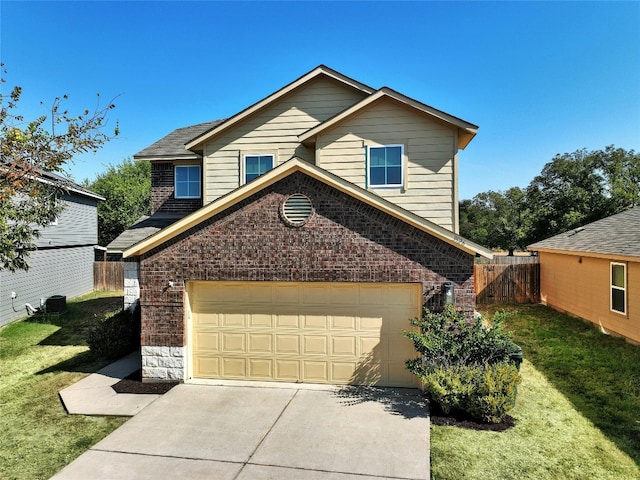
[113,65,492,387]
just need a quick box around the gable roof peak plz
[185,66,376,152]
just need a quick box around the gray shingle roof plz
[106,212,187,252]
[133,120,225,159]
[528,206,640,258]
[1,157,104,201]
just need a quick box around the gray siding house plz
[0,181,104,327]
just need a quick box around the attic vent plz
[281,193,313,226]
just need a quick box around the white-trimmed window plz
[610,262,626,314]
[367,145,403,187]
[243,154,274,183]
[174,165,201,199]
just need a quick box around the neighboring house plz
[0,173,104,327]
[114,65,492,386]
[529,206,640,344]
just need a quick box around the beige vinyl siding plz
[203,77,367,202]
[316,98,457,230]
[539,252,640,344]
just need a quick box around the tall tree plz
[460,146,639,250]
[84,158,151,246]
[526,147,639,244]
[0,69,116,271]
[459,187,530,254]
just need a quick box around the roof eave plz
[133,153,202,162]
[529,245,639,262]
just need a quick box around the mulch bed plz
[112,370,179,395]
[429,404,516,431]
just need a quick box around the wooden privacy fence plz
[474,263,540,304]
[94,262,124,291]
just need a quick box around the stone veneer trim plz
[141,345,185,381]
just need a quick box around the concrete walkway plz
[59,352,160,416]
[53,381,430,479]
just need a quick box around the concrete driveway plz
[52,383,430,480]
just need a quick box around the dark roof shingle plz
[133,120,225,159]
[106,212,186,252]
[528,206,640,258]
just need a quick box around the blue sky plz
[2,1,639,200]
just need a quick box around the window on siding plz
[611,262,626,314]
[174,165,201,199]
[367,145,403,187]
[244,154,274,183]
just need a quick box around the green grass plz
[430,304,640,480]
[0,291,128,480]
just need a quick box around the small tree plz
[0,67,116,271]
[84,158,151,246]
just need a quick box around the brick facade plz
[138,171,475,349]
[151,162,202,214]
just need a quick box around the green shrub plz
[421,365,476,415]
[466,362,521,423]
[421,362,521,423]
[404,306,522,424]
[404,306,520,375]
[87,304,140,360]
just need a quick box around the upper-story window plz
[611,262,626,314]
[367,145,403,187]
[174,165,201,199]
[244,154,274,183]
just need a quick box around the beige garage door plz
[188,281,421,387]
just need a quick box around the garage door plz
[188,281,421,387]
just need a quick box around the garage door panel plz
[331,313,357,330]
[222,333,245,353]
[274,284,299,304]
[303,336,328,355]
[194,331,220,352]
[359,315,383,331]
[248,334,272,353]
[388,362,416,387]
[249,359,272,378]
[190,282,420,387]
[276,335,300,354]
[359,284,388,306]
[303,361,328,382]
[331,336,356,356]
[222,358,246,377]
[195,357,220,377]
[195,312,221,326]
[275,313,300,328]
[303,313,328,329]
[222,313,245,327]
[276,360,300,380]
[248,313,273,327]
[332,362,357,382]
[301,284,330,305]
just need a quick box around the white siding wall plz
[203,77,367,202]
[316,98,457,230]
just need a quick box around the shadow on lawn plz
[31,295,124,375]
[31,296,123,347]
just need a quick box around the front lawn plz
[0,291,128,480]
[430,304,640,480]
